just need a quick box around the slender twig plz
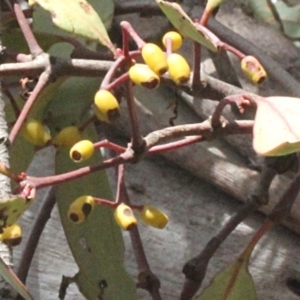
[200,9,210,27]
[101,56,126,89]
[191,42,201,88]
[16,187,56,284]
[145,120,253,150]
[124,80,146,155]
[22,119,253,190]
[210,94,252,128]
[120,21,145,49]
[121,23,130,58]
[1,83,20,119]
[120,170,162,300]
[180,155,300,300]
[115,164,125,204]
[9,70,51,144]
[180,199,259,300]
[14,4,42,56]
[149,136,203,154]
[93,140,126,153]
[105,72,130,91]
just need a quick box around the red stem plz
[93,140,126,153]
[9,71,50,144]
[120,21,146,49]
[200,8,211,26]
[14,4,43,56]
[101,56,126,89]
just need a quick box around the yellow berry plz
[140,205,169,229]
[69,140,94,163]
[167,53,191,85]
[94,90,120,123]
[129,64,160,89]
[141,43,168,76]
[114,203,137,230]
[52,126,82,148]
[162,31,183,51]
[241,56,267,84]
[68,195,95,224]
[22,118,51,146]
[0,224,22,247]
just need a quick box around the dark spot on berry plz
[286,278,300,296]
[82,203,92,218]
[72,150,82,162]
[5,236,22,247]
[69,213,79,223]
[107,108,121,122]
[98,279,108,289]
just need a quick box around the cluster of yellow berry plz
[130,31,190,87]
[68,195,169,230]
[22,119,82,148]
[22,119,96,162]
[21,31,189,150]
[89,32,190,127]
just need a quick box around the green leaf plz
[249,0,300,42]
[253,96,300,156]
[0,257,34,300]
[156,0,219,52]
[29,0,116,54]
[0,195,34,228]
[44,77,136,299]
[273,1,300,39]
[248,0,282,30]
[197,257,257,300]
[43,77,99,131]
[55,129,137,300]
[2,28,64,53]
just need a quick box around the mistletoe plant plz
[0,0,300,300]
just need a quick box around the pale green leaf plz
[156,0,219,52]
[206,0,224,12]
[274,1,300,39]
[0,195,33,228]
[30,0,116,54]
[253,96,300,156]
[197,257,257,300]
[249,0,300,41]
[248,0,282,30]
[55,130,137,300]
[0,257,34,300]
[44,77,136,299]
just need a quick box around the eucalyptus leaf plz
[249,0,300,41]
[197,257,257,300]
[253,96,300,156]
[0,257,34,300]
[55,130,137,300]
[44,76,136,299]
[29,0,116,54]
[156,0,219,51]
[248,0,282,30]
